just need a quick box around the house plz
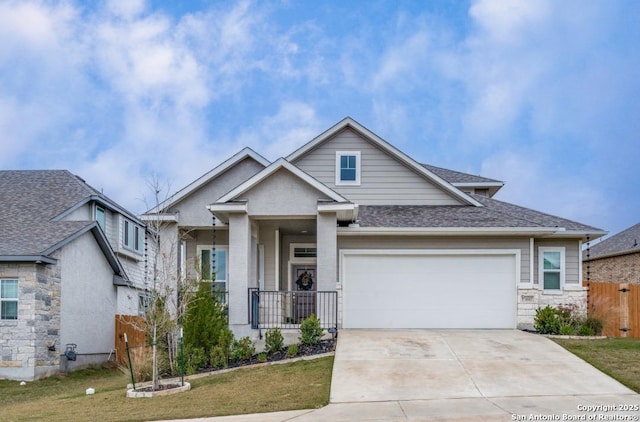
[583,223,640,284]
[0,170,150,381]
[142,117,605,338]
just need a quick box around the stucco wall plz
[585,252,640,284]
[60,232,117,360]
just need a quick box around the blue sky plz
[1,0,638,239]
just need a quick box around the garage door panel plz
[342,252,517,329]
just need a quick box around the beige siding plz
[535,239,582,285]
[292,128,463,205]
[174,158,265,227]
[338,236,531,285]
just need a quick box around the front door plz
[292,265,316,323]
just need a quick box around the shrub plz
[210,345,228,369]
[577,325,595,336]
[534,306,560,334]
[183,282,230,354]
[559,323,576,336]
[287,344,299,357]
[123,346,153,383]
[583,316,604,336]
[257,352,267,362]
[185,346,207,375]
[230,337,255,362]
[299,314,324,346]
[264,327,284,354]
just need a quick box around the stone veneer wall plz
[585,252,640,284]
[0,255,61,381]
[517,287,587,330]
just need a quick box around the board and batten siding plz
[292,128,463,206]
[337,236,532,285]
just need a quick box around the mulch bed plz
[201,339,336,372]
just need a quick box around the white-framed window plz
[122,218,144,254]
[198,245,229,295]
[539,247,565,292]
[336,151,361,186]
[1,279,18,320]
[95,205,106,232]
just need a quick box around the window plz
[138,294,149,316]
[1,279,18,320]
[96,206,106,232]
[199,246,229,299]
[336,151,361,185]
[122,218,144,254]
[539,247,565,291]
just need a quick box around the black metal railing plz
[249,289,337,332]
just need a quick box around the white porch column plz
[228,213,252,336]
[317,212,337,328]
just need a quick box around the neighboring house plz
[583,223,640,284]
[0,170,149,381]
[142,117,605,338]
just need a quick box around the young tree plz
[141,175,198,390]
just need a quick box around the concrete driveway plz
[165,330,640,422]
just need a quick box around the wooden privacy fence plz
[115,315,147,365]
[585,281,640,338]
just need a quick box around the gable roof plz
[143,147,270,216]
[286,117,483,207]
[215,158,350,204]
[421,164,504,197]
[0,170,128,280]
[350,194,604,239]
[584,222,640,260]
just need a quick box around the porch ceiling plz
[261,218,317,236]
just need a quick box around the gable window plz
[539,247,565,291]
[199,246,229,301]
[96,206,106,232]
[336,151,361,186]
[1,279,18,320]
[123,218,144,254]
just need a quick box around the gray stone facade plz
[0,257,61,380]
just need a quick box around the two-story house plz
[0,170,150,380]
[143,117,605,339]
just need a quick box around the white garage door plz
[341,250,518,329]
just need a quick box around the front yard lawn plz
[553,337,640,393]
[0,356,333,422]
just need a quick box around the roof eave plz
[0,255,57,265]
[337,227,564,236]
[145,147,270,214]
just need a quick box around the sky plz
[1,0,638,240]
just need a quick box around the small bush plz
[299,314,324,346]
[210,345,228,369]
[583,316,604,336]
[257,352,267,362]
[185,346,207,375]
[287,344,299,357]
[230,337,255,362]
[559,323,576,336]
[264,327,284,354]
[123,347,153,383]
[578,325,595,336]
[534,306,560,334]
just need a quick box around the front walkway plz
[163,330,640,421]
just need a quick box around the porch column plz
[228,213,252,336]
[317,212,337,328]
[317,212,337,290]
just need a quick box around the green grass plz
[0,356,334,422]
[553,337,640,393]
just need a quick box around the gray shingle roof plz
[585,223,640,260]
[421,164,503,184]
[357,194,603,233]
[0,170,99,257]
